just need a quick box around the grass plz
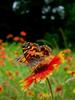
[0,42,75,100]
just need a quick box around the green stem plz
[46,77,54,100]
[59,27,67,48]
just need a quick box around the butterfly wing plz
[16,42,52,68]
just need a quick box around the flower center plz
[33,64,48,74]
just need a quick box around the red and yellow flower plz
[67,70,75,76]
[0,85,3,93]
[6,34,13,39]
[20,31,27,36]
[20,49,71,91]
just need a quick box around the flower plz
[26,90,34,97]
[0,85,3,93]
[63,49,71,53]
[0,45,5,50]
[13,36,20,42]
[0,39,3,44]
[0,60,5,66]
[6,70,14,80]
[0,51,6,59]
[6,70,13,76]
[38,92,51,99]
[38,92,43,100]
[64,66,70,71]
[67,70,75,76]
[20,31,27,36]
[55,85,62,93]
[19,38,25,43]
[6,34,13,39]
[20,50,65,91]
[15,71,19,76]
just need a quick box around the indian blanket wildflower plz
[20,31,27,36]
[38,92,51,99]
[55,85,62,93]
[0,85,3,93]
[6,70,14,80]
[26,90,35,97]
[13,36,20,42]
[20,48,69,91]
[67,70,75,76]
[6,34,13,39]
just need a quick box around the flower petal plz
[20,75,35,91]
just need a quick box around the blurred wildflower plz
[3,42,6,47]
[20,50,65,91]
[26,90,34,97]
[0,85,3,93]
[64,49,73,65]
[0,45,6,64]
[8,58,15,65]
[63,49,71,53]
[20,31,27,36]
[6,34,13,39]
[38,92,43,100]
[6,70,14,80]
[3,80,10,87]
[0,45,5,50]
[14,51,19,56]
[38,92,51,99]
[6,70,13,76]
[0,39,3,44]
[64,66,70,71]
[65,55,73,65]
[0,60,5,66]
[55,85,62,93]
[42,92,51,98]
[67,70,75,76]
[2,42,8,47]
[15,71,19,76]
[0,51,6,59]
[19,38,25,43]
[3,80,10,88]
[13,36,20,42]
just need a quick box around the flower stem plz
[46,77,54,100]
[59,27,67,48]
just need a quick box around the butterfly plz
[17,42,53,70]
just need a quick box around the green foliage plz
[0,42,75,100]
[43,32,59,49]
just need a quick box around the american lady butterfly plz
[17,42,53,71]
